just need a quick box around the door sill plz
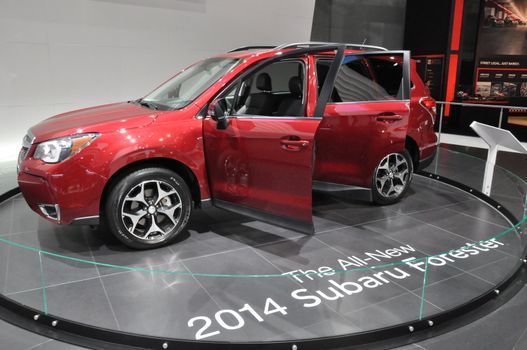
[313,181,373,201]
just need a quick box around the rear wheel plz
[105,167,192,249]
[371,150,413,205]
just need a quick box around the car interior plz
[219,54,403,118]
[232,60,306,117]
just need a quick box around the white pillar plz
[482,144,498,196]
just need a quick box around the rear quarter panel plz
[409,62,438,161]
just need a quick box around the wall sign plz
[474,0,527,100]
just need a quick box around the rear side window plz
[316,54,404,103]
[368,57,403,97]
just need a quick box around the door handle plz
[376,113,402,122]
[281,137,309,151]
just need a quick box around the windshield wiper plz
[134,99,159,110]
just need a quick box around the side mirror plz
[208,98,229,130]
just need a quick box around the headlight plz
[33,133,99,163]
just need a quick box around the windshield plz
[141,57,241,110]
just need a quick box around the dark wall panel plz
[403,0,452,54]
[311,0,407,49]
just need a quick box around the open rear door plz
[313,50,412,188]
[203,45,346,234]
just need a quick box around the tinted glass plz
[316,54,403,103]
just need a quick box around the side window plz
[367,56,403,98]
[316,54,404,103]
[232,60,306,117]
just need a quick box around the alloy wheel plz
[121,180,183,241]
[374,153,410,198]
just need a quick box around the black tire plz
[104,167,192,249]
[371,149,413,205]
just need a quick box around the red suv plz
[17,43,437,249]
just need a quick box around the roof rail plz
[228,45,277,52]
[228,42,388,53]
[274,41,388,51]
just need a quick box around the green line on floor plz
[419,257,430,321]
[38,252,48,315]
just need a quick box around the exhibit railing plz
[435,100,527,146]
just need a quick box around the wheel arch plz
[405,136,419,169]
[100,157,202,216]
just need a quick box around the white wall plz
[0,0,315,161]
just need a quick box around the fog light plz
[38,204,60,221]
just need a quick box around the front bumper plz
[18,171,60,222]
[17,159,107,225]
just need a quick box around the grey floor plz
[0,146,526,349]
[396,281,527,350]
[0,177,520,341]
[0,319,84,350]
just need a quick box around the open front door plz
[203,117,317,233]
[202,45,345,234]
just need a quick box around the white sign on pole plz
[470,121,527,196]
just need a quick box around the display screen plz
[474,0,527,100]
[474,0,527,130]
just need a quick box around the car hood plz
[30,102,159,143]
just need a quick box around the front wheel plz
[371,150,413,205]
[105,168,192,249]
